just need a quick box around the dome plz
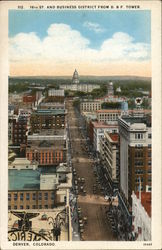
[109,82,113,86]
[72,69,79,84]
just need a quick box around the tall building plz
[12,116,28,146]
[118,114,152,205]
[100,132,119,192]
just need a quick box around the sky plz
[9,10,151,77]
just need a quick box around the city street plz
[66,99,116,241]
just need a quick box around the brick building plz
[30,109,66,133]
[118,114,152,205]
[100,132,119,192]
[8,166,72,210]
[12,116,28,145]
[26,139,67,165]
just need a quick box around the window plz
[148,161,151,166]
[14,194,18,201]
[32,205,36,209]
[20,205,23,209]
[8,194,11,201]
[8,206,11,210]
[148,169,151,174]
[32,193,36,200]
[39,205,42,209]
[148,177,152,182]
[148,133,151,139]
[44,205,48,209]
[20,193,24,201]
[148,151,151,157]
[44,193,48,200]
[26,205,30,209]
[14,206,17,209]
[38,193,42,200]
[26,193,30,200]
[148,144,151,148]
[51,192,55,200]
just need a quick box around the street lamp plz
[48,209,68,241]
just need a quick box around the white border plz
[0,1,161,249]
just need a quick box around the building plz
[107,82,114,95]
[97,109,121,125]
[100,132,119,191]
[30,109,66,133]
[8,169,56,210]
[23,93,36,104]
[131,191,151,241]
[80,100,102,112]
[8,158,38,170]
[46,89,65,103]
[39,102,65,110]
[12,116,28,146]
[26,138,67,166]
[8,165,72,210]
[118,114,152,205]
[60,69,100,93]
[72,69,79,84]
[48,89,64,97]
[92,122,119,152]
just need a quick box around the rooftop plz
[109,133,119,142]
[27,139,66,149]
[8,169,40,190]
[28,129,66,137]
[121,115,151,127]
[97,109,121,113]
[92,121,118,128]
[135,192,151,217]
[32,109,66,115]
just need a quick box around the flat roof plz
[27,139,66,149]
[8,169,40,191]
[122,115,151,127]
[109,133,119,142]
[29,129,65,137]
[97,109,121,113]
[92,121,118,128]
[32,109,65,115]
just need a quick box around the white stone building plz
[131,191,151,241]
[48,89,65,97]
[80,100,102,112]
[60,69,100,93]
[97,109,121,125]
[93,122,118,152]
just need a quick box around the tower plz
[107,82,114,95]
[72,69,79,84]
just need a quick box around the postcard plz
[0,1,161,250]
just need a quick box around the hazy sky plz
[9,10,151,77]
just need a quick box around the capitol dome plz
[72,69,79,84]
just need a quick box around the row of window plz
[135,177,151,183]
[8,192,55,201]
[134,160,151,166]
[8,204,54,210]
[135,169,152,174]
